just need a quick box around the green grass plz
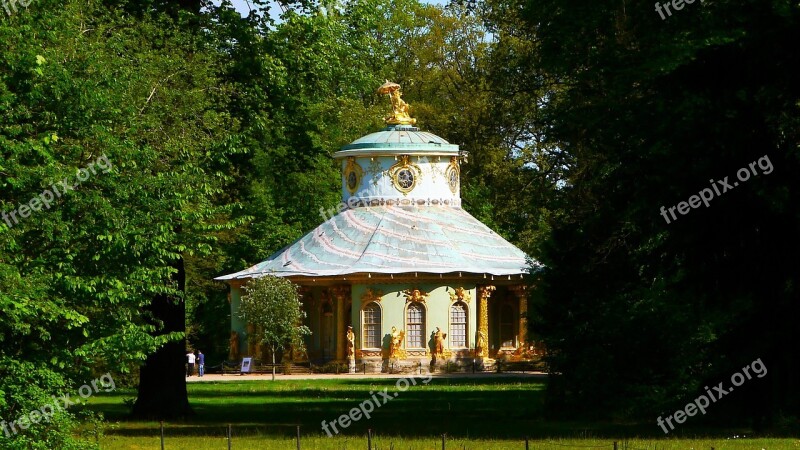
[82,378,798,449]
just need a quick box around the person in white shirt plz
[186,351,196,377]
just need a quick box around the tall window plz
[450,302,468,348]
[500,303,515,348]
[363,302,381,348]
[406,302,425,348]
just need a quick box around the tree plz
[0,0,243,428]
[238,276,311,381]
[485,0,800,424]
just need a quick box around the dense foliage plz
[0,0,796,444]
[485,0,800,426]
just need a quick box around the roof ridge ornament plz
[377,80,417,126]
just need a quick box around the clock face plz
[397,168,415,190]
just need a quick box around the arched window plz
[406,302,425,348]
[500,303,515,348]
[450,301,468,348]
[362,302,381,348]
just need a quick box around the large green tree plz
[0,0,242,431]
[486,0,800,425]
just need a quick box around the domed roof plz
[334,125,459,158]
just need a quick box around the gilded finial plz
[377,80,416,126]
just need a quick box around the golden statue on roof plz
[377,80,416,125]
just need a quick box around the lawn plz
[83,377,798,449]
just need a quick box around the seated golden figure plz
[377,81,417,125]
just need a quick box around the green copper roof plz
[216,206,535,280]
[335,126,459,158]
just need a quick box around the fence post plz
[441,432,447,449]
[160,421,165,450]
[363,362,367,374]
[525,436,529,450]
[613,441,618,450]
[296,425,301,450]
[227,424,232,450]
[368,429,373,450]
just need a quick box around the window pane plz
[406,303,424,348]
[450,302,467,348]
[363,303,381,348]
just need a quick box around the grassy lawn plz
[82,377,798,449]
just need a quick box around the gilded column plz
[510,285,528,347]
[331,285,350,361]
[476,285,495,358]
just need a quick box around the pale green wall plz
[231,281,481,358]
[351,283,477,351]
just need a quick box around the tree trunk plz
[132,258,192,419]
[271,345,276,381]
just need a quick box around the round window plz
[397,168,415,190]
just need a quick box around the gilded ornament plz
[344,157,365,195]
[445,156,460,194]
[448,286,471,304]
[389,155,422,195]
[361,288,384,304]
[402,287,429,304]
[377,81,416,125]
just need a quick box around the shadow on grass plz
[85,379,757,441]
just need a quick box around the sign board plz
[240,357,252,374]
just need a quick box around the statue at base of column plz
[389,326,405,359]
[229,331,240,361]
[475,331,487,358]
[430,327,447,366]
[246,324,257,358]
[346,326,356,373]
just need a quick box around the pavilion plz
[216,82,537,371]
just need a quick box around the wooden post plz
[227,424,232,450]
[367,429,373,450]
[525,436,529,450]
[160,421,165,450]
[613,441,618,450]
[296,425,301,450]
[441,433,446,450]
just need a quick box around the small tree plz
[238,276,311,380]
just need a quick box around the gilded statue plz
[433,327,447,358]
[229,331,240,361]
[389,326,405,359]
[346,326,355,358]
[246,323,257,357]
[377,81,416,125]
[475,330,487,358]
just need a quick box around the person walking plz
[197,351,205,377]
[186,351,196,377]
